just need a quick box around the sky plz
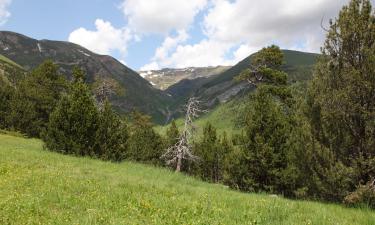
[0,0,368,70]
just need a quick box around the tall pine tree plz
[43,67,98,156]
[8,60,66,137]
[307,0,375,201]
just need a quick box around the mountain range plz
[140,66,230,90]
[0,31,320,124]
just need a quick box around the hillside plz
[165,50,319,117]
[140,66,230,90]
[155,96,247,137]
[0,54,25,85]
[0,31,172,123]
[0,133,374,225]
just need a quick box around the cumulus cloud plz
[145,39,236,69]
[141,30,189,70]
[120,0,207,34]
[142,0,352,69]
[68,19,132,57]
[203,0,349,51]
[140,61,159,71]
[0,0,11,26]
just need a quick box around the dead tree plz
[93,77,119,110]
[162,97,205,172]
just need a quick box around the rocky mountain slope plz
[0,31,172,123]
[140,66,230,90]
[165,50,320,119]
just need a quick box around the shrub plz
[344,179,375,209]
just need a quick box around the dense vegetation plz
[0,0,374,216]
[1,133,374,225]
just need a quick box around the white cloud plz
[0,0,11,26]
[120,0,207,34]
[141,0,352,69]
[154,30,188,61]
[68,19,132,58]
[231,44,257,63]
[152,39,233,68]
[140,61,160,71]
[203,0,349,52]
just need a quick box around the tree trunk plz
[176,155,182,172]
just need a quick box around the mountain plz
[0,31,320,124]
[139,66,230,90]
[0,31,172,123]
[165,50,320,118]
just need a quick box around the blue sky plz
[0,0,363,70]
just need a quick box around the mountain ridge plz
[140,66,230,90]
[0,31,172,123]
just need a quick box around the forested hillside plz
[0,31,172,123]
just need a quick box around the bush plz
[344,179,375,209]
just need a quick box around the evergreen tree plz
[307,0,375,200]
[0,77,13,129]
[127,111,164,164]
[166,120,180,147]
[7,60,66,137]
[229,45,293,194]
[95,100,129,161]
[194,123,231,183]
[43,67,98,156]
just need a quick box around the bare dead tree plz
[93,77,119,110]
[162,97,206,172]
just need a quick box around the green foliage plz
[228,46,294,194]
[7,60,66,137]
[43,67,99,156]
[127,111,165,164]
[236,45,288,86]
[165,120,179,147]
[307,0,375,201]
[193,123,232,183]
[344,179,375,209]
[94,100,129,161]
[0,78,13,129]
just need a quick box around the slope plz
[1,133,374,225]
[165,50,319,117]
[140,66,230,90]
[0,31,172,123]
[0,54,25,85]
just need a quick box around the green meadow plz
[1,133,374,225]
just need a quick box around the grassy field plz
[0,133,374,225]
[0,54,23,69]
[156,98,246,137]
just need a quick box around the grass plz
[155,97,246,137]
[0,134,374,225]
[0,54,23,69]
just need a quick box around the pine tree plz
[127,111,164,164]
[308,0,375,200]
[43,67,98,156]
[0,78,13,129]
[95,100,129,161]
[230,45,293,193]
[8,60,66,137]
[194,123,231,183]
[166,120,180,147]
